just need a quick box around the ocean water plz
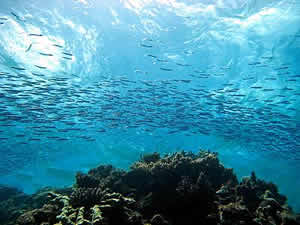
[0,0,299,212]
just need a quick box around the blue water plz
[0,0,299,212]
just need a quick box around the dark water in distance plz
[0,0,299,211]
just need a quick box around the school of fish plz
[0,9,299,176]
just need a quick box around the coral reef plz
[76,165,125,190]
[16,191,140,225]
[0,185,23,202]
[0,187,72,225]
[0,185,31,225]
[2,150,299,225]
[236,171,287,211]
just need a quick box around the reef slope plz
[1,150,299,225]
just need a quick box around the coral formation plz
[0,187,72,225]
[0,185,23,202]
[0,185,33,225]
[1,150,299,225]
[77,165,125,190]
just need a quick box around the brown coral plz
[8,150,300,225]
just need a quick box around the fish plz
[34,65,47,69]
[275,66,289,70]
[160,68,173,71]
[11,12,23,21]
[157,59,168,62]
[289,75,300,78]
[57,138,69,141]
[140,44,152,48]
[39,52,53,56]
[242,77,256,80]
[264,77,277,81]
[32,72,45,77]
[277,101,291,105]
[147,54,157,58]
[25,43,32,52]
[261,56,273,59]
[29,33,43,37]
[176,63,191,67]
[281,87,294,91]
[53,44,63,48]
[29,138,41,141]
[62,52,73,56]
[62,57,72,60]
[11,66,26,71]
[230,94,246,97]
[248,62,261,66]
[96,128,106,133]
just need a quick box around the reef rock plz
[16,204,59,225]
[236,171,287,211]
[9,150,300,225]
[0,185,23,202]
[75,165,125,190]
